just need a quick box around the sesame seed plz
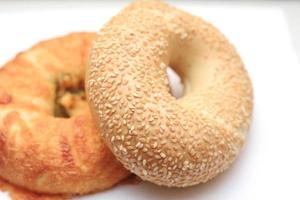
[142,170,148,176]
[152,142,158,148]
[111,136,115,142]
[160,152,166,158]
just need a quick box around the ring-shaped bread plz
[0,32,129,195]
[87,1,253,187]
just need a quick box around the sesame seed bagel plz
[87,0,253,187]
[0,32,129,195]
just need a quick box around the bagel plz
[87,0,253,187]
[0,32,129,195]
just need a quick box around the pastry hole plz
[167,67,184,99]
[54,73,86,118]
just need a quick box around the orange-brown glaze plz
[0,33,130,195]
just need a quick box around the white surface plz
[0,1,300,200]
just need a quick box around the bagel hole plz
[166,67,184,99]
[54,73,85,118]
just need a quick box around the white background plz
[0,1,300,199]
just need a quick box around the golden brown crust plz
[87,0,253,187]
[0,32,130,195]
